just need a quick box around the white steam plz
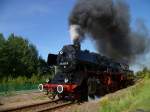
[69,24,82,42]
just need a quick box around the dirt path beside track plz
[0,90,51,111]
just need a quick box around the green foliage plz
[0,33,5,45]
[99,69,150,112]
[136,67,150,78]
[0,75,48,95]
[0,33,51,78]
[0,33,53,94]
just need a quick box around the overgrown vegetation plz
[99,68,150,112]
[0,74,51,95]
[0,33,52,94]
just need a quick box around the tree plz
[0,33,5,45]
[0,33,41,78]
[0,33,5,77]
[38,56,51,75]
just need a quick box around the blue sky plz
[0,0,150,61]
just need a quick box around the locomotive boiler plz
[38,40,134,101]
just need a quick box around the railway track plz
[37,101,73,112]
[0,99,73,112]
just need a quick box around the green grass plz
[99,76,150,112]
[0,75,49,96]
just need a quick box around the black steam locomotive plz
[39,41,134,101]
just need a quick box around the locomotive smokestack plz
[74,39,81,50]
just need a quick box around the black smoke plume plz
[69,0,150,63]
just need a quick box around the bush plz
[0,74,50,94]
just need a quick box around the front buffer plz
[38,83,79,101]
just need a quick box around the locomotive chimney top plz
[73,39,81,50]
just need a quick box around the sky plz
[0,0,150,62]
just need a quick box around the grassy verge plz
[0,75,49,96]
[99,77,150,112]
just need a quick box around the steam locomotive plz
[38,40,134,101]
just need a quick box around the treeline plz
[136,67,150,78]
[0,33,51,79]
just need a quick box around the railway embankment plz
[68,77,150,112]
